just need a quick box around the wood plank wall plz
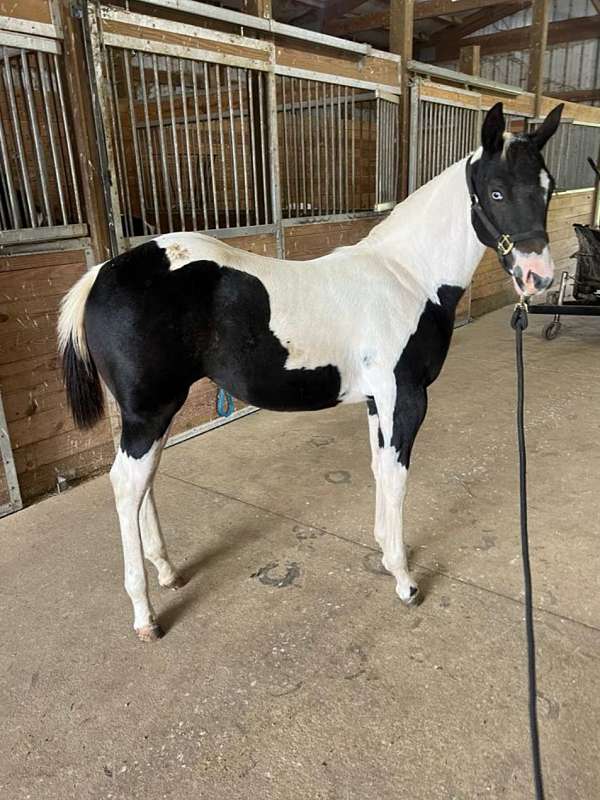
[0,250,115,502]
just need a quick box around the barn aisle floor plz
[2,306,600,800]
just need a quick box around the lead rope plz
[510,302,545,800]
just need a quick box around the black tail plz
[62,337,104,429]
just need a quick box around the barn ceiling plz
[214,0,600,62]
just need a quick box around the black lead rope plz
[510,302,545,800]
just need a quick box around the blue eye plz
[491,190,504,201]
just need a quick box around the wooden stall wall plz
[283,216,380,259]
[0,249,115,502]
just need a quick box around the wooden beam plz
[428,2,531,46]
[322,0,369,21]
[57,0,111,263]
[547,88,600,103]
[325,0,525,34]
[241,0,272,19]
[459,44,481,75]
[527,0,549,116]
[390,0,414,200]
[432,15,600,60]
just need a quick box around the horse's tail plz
[57,265,104,429]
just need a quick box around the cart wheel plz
[543,321,562,340]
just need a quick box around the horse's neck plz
[361,158,486,297]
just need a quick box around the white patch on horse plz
[539,168,551,199]
[58,263,102,362]
[110,440,163,634]
[164,240,191,268]
[156,160,483,406]
[501,131,514,158]
[470,146,483,163]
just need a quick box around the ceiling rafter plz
[432,14,600,60]
[428,2,531,47]
[323,0,529,35]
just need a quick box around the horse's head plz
[467,102,563,297]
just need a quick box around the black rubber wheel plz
[543,321,562,340]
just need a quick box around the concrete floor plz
[2,307,600,800]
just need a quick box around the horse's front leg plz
[370,384,427,606]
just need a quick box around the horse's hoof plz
[400,585,422,608]
[162,573,186,590]
[135,623,164,642]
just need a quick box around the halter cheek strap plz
[465,157,549,260]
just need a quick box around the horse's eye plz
[491,190,504,201]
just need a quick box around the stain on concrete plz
[309,435,335,447]
[325,470,351,484]
[252,561,301,588]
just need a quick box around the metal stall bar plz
[299,79,306,215]
[0,390,22,518]
[281,76,291,216]
[108,49,134,236]
[214,64,229,228]
[226,66,240,228]
[36,52,67,224]
[20,50,52,225]
[181,59,198,230]
[247,69,259,227]
[191,61,209,229]
[3,51,36,226]
[123,50,147,232]
[203,62,219,229]
[0,77,20,228]
[167,57,185,229]
[266,70,283,256]
[138,52,160,233]
[308,80,314,216]
[238,67,251,227]
[153,53,173,231]
[258,72,269,224]
[52,53,82,224]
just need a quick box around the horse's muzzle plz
[511,247,554,296]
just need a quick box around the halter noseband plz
[465,156,549,263]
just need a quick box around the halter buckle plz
[497,234,514,257]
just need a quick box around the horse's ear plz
[481,102,505,154]
[531,104,564,150]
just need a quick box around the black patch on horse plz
[391,284,464,466]
[85,241,342,457]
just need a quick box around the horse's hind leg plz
[139,482,184,590]
[110,403,183,641]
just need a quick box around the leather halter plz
[465,156,549,264]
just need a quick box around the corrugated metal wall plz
[442,0,600,106]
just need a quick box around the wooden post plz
[241,0,272,19]
[390,0,414,199]
[58,0,111,263]
[528,0,550,118]
[459,44,481,76]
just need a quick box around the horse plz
[58,102,563,641]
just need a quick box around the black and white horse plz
[59,103,562,641]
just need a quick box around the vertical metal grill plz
[0,48,82,231]
[414,99,479,190]
[278,77,392,219]
[107,48,271,239]
[375,92,400,211]
[537,120,600,191]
